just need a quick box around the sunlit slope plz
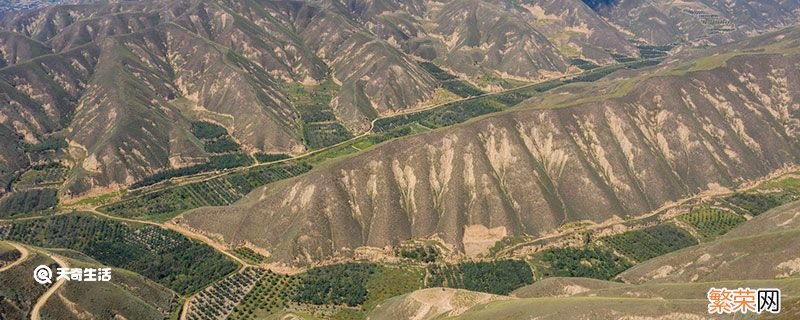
[0,0,660,195]
[182,29,800,265]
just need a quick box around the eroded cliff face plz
[0,0,796,195]
[182,52,800,264]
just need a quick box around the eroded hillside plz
[182,37,800,265]
[2,0,796,196]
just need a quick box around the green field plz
[304,122,353,149]
[723,191,798,216]
[191,121,228,140]
[231,247,268,264]
[677,207,746,240]
[228,270,300,320]
[426,260,534,295]
[14,162,67,190]
[530,247,633,280]
[254,153,291,163]
[0,214,237,295]
[102,161,311,221]
[24,137,68,153]
[0,188,58,218]
[191,121,243,154]
[188,267,265,320]
[569,58,599,70]
[600,224,697,262]
[130,153,254,189]
[395,244,440,263]
[285,80,357,150]
[332,264,425,320]
[0,241,21,264]
[294,263,377,306]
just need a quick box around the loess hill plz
[181,28,800,265]
[0,0,797,196]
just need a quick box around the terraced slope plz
[181,30,800,265]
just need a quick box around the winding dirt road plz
[30,252,69,320]
[0,242,29,272]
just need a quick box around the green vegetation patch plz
[305,126,420,165]
[601,224,697,262]
[14,162,67,189]
[254,153,291,163]
[293,263,377,306]
[285,80,355,149]
[374,98,504,132]
[24,137,67,153]
[0,250,55,319]
[417,61,484,97]
[0,243,21,264]
[103,162,311,221]
[376,58,663,133]
[0,188,58,218]
[723,192,797,216]
[232,247,267,264]
[0,214,237,295]
[487,236,527,257]
[637,44,673,59]
[204,137,241,153]
[426,260,533,295]
[191,121,228,140]
[678,207,746,240]
[187,268,265,320]
[332,265,425,319]
[611,53,637,63]
[304,122,353,149]
[530,247,633,280]
[131,153,254,189]
[229,270,299,320]
[395,244,440,263]
[190,121,242,154]
[442,80,484,98]
[570,58,599,70]
[417,61,456,81]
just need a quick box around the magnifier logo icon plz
[33,265,53,284]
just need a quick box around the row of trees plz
[534,247,633,280]
[0,188,58,218]
[427,260,534,295]
[130,153,254,189]
[293,263,376,306]
[2,214,237,295]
